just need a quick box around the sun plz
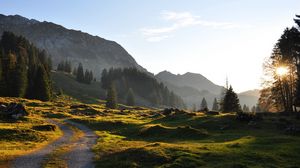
[276,66,289,77]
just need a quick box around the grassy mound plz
[96,147,170,167]
[139,124,208,140]
[0,128,47,142]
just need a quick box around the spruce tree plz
[126,88,135,106]
[76,63,84,83]
[212,98,219,111]
[34,65,51,101]
[84,69,89,84]
[200,97,208,111]
[106,83,117,109]
[222,85,241,113]
[13,54,27,97]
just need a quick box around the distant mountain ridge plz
[156,71,260,109]
[0,14,145,78]
[156,71,224,95]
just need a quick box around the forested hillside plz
[101,68,185,108]
[0,31,52,101]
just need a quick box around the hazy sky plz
[1,0,300,92]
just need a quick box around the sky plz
[1,0,300,92]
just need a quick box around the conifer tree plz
[76,63,84,83]
[222,86,241,113]
[34,65,51,101]
[200,97,208,111]
[13,54,27,97]
[126,88,135,106]
[212,98,219,111]
[106,83,117,109]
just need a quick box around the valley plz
[0,2,300,167]
[1,96,300,167]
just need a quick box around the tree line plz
[57,60,94,84]
[195,85,258,113]
[101,67,186,108]
[260,15,300,112]
[0,31,52,101]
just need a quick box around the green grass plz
[0,103,62,167]
[71,109,300,168]
[1,96,300,168]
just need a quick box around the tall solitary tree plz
[200,97,208,111]
[76,63,84,83]
[223,86,241,113]
[212,98,219,111]
[106,83,117,109]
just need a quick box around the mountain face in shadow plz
[156,71,259,109]
[0,14,145,78]
[156,71,224,95]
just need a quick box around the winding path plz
[11,119,97,168]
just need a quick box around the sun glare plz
[276,66,289,77]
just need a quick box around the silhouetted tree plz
[200,97,208,111]
[76,63,84,83]
[242,104,250,112]
[106,83,117,109]
[212,98,219,111]
[223,86,241,112]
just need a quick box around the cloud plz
[141,11,241,42]
[145,35,169,42]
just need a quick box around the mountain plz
[156,71,259,109]
[238,89,260,108]
[156,71,224,95]
[156,71,223,109]
[0,14,145,78]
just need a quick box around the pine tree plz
[5,52,17,96]
[13,54,27,97]
[34,65,51,101]
[200,97,208,111]
[222,85,241,113]
[84,69,89,84]
[76,63,84,83]
[106,83,117,109]
[212,98,219,111]
[126,88,135,106]
[242,104,247,112]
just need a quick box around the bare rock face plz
[0,14,146,78]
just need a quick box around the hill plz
[0,14,145,78]
[156,71,259,109]
[2,97,300,167]
[156,71,224,95]
[51,71,152,106]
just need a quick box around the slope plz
[0,14,145,78]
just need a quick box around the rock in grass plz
[0,103,28,119]
[32,124,57,131]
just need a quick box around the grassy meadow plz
[1,96,300,168]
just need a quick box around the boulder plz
[0,103,28,119]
